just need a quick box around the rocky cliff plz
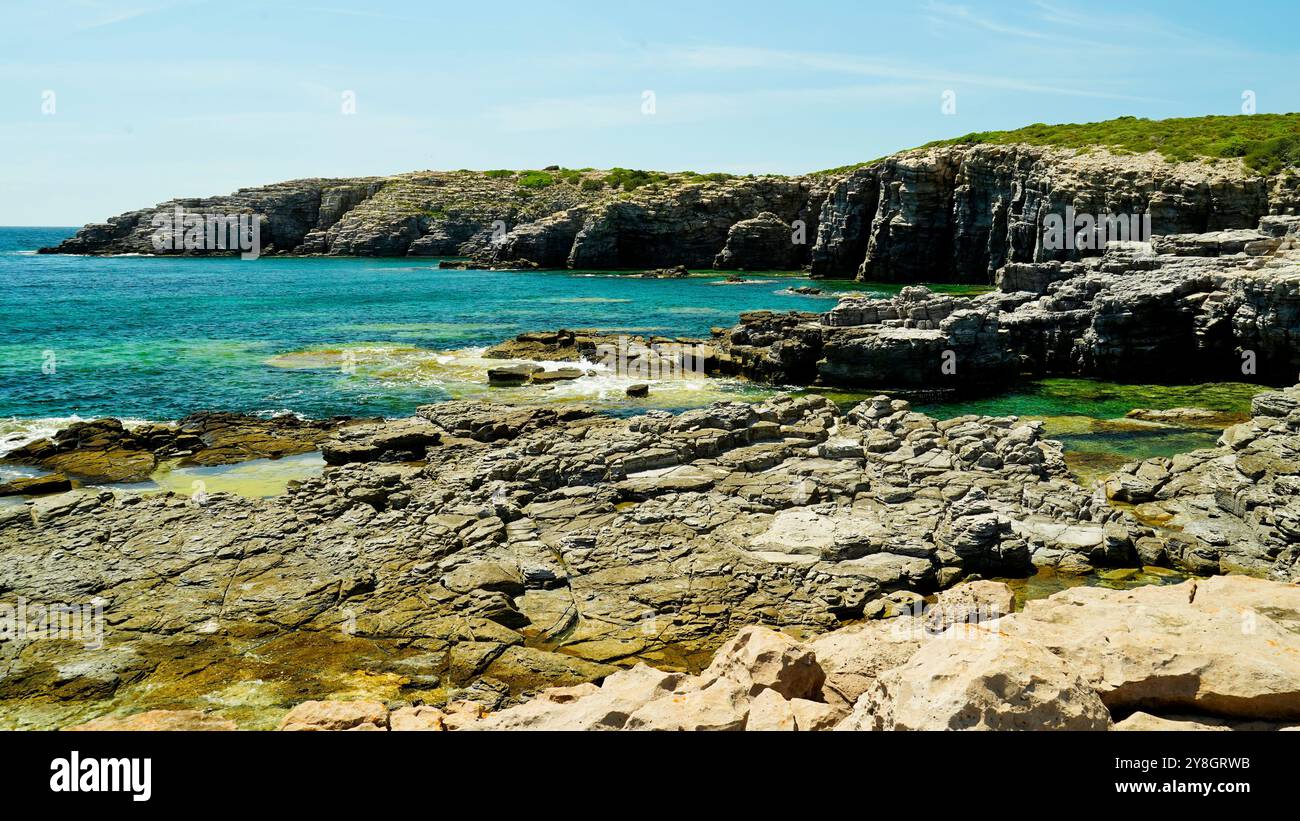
[42,139,1300,280]
[42,168,829,270]
[810,145,1299,282]
[716,214,1300,391]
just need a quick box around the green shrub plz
[483,169,514,178]
[602,167,671,191]
[517,171,555,189]
[921,113,1300,175]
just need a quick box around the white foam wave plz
[0,415,158,457]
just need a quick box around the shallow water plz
[997,565,1196,611]
[105,451,327,498]
[916,378,1266,486]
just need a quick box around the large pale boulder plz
[746,687,842,731]
[278,700,389,731]
[840,631,1112,730]
[698,625,825,699]
[469,665,685,731]
[389,705,446,731]
[623,680,751,731]
[925,580,1016,632]
[1006,576,1300,720]
[1113,711,1300,731]
[808,619,922,709]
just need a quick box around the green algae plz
[997,565,1197,612]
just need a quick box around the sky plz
[1,0,1297,225]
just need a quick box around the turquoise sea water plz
[1,226,901,426]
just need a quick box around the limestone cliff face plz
[44,147,1299,280]
[809,145,1300,282]
[718,216,1300,392]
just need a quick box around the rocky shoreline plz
[3,376,1299,729]
[60,574,1300,731]
[713,214,1300,391]
[1,412,366,489]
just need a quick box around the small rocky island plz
[9,114,1300,731]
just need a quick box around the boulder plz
[697,626,826,699]
[623,680,751,731]
[389,705,446,731]
[745,687,842,731]
[470,665,687,731]
[841,632,1112,730]
[320,418,441,465]
[487,364,543,385]
[809,619,923,709]
[0,473,72,496]
[278,700,389,731]
[924,580,1016,632]
[1005,576,1300,720]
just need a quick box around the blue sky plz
[1,0,1297,225]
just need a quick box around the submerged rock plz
[1107,383,1300,578]
[2,412,359,483]
[0,473,72,497]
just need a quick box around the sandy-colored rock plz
[389,705,446,731]
[278,700,389,731]
[624,680,751,731]
[1113,711,1300,731]
[745,688,799,731]
[842,631,1112,731]
[925,580,1016,632]
[67,709,237,731]
[746,688,841,731]
[809,619,922,709]
[469,665,684,731]
[1007,576,1300,720]
[698,625,825,699]
[1113,712,1228,731]
[441,700,490,731]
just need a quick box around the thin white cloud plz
[925,1,1055,41]
[645,45,1173,104]
[71,0,198,31]
[485,84,935,132]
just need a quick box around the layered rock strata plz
[3,412,364,483]
[717,216,1300,390]
[73,575,1300,731]
[1105,385,1300,579]
[1,394,1154,723]
[43,147,1297,278]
